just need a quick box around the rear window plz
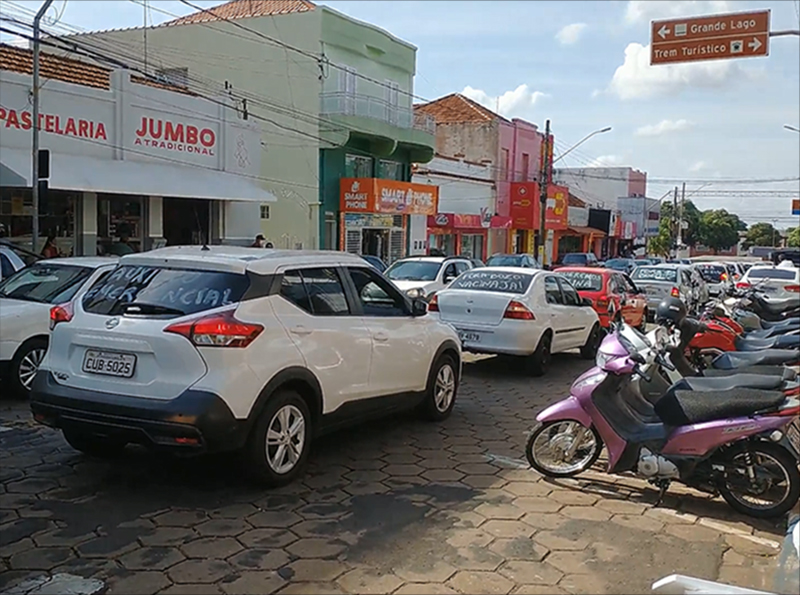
[82,265,251,316]
[386,260,441,281]
[486,255,523,267]
[747,268,797,280]
[0,263,92,304]
[632,267,677,283]
[696,265,726,282]
[448,270,534,294]
[558,271,603,291]
[562,254,586,265]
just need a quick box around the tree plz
[647,227,672,257]
[698,209,741,254]
[744,222,779,248]
[660,199,703,247]
[788,227,800,248]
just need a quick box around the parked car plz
[0,244,27,282]
[694,262,734,298]
[485,253,541,269]
[603,258,636,274]
[384,255,475,300]
[30,247,462,486]
[0,257,117,395]
[738,264,800,299]
[428,267,600,376]
[556,267,648,330]
[360,254,387,273]
[630,264,697,316]
[555,252,600,268]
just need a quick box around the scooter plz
[726,285,800,324]
[702,303,799,340]
[525,319,800,519]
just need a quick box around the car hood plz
[390,280,438,293]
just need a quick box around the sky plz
[1,0,799,227]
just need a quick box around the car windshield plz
[558,271,603,291]
[562,254,586,265]
[747,268,797,280]
[605,259,632,270]
[486,255,524,267]
[0,263,92,304]
[448,270,534,294]
[697,265,726,282]
[632,267,678,283]
[82,265,251,316]
[385,261,441,281]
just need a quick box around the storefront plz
[426,211,512,260]
[508,182,569,265]
[339,177,438,263]
[0,46,271,256]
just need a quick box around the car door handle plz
[290,325,312,336]
[373,332,389,342]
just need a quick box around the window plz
[632,267,677,283]
[0,254,13,279]
[442,263,459,282]
[500,148,510,181]
[454,261,471,275]
[0,263,92,305]
[345,154,373,178]
[623,275,639,294]
[280,268,350,316]
[544,276,563,304]
[449,270,534,294]
[348,267,408,317]
[562,254,587,266]
[260,205,270,220]
[558,271,603,292]
[378,160,403,181]
[521,153,530,181]
[156,67,189,88]
[558,278,581,306]
[386,260,441,282]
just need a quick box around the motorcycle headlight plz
[596,351,614,369]
[406,287,426,299]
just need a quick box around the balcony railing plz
[321,92,436,135]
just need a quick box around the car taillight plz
[164,309,263,348]
[784,285,800,293]
[596,296,610,310]
[49,302,74,330]
[736,281,751,289]
[670,287,680,297]
[720,273,728,281]
[427,294,439,312]
[504,300,535,320]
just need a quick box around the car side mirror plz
[411,298,428,317]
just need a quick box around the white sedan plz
[428,267,601,376]
[0,257,117,395]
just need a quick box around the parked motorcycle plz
[525,301,800,519]
[724,284,800,324]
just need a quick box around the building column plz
[79,192,97,256]
[147,196,164,250]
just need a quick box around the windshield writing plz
[559,271,603,291]
[632,267,677,282]
[449,271,533,294]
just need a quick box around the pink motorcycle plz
[525,322,800,518]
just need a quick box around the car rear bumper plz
[30,371,247,454]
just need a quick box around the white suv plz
[31,247,462,485]
[385,256,475,300]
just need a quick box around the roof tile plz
[165,0,315,26]
[414,93,507,124]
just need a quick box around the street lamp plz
[785,125,800,133]
[552,127,613,165]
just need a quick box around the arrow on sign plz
[658,25,670,39]
[748,37,762,51]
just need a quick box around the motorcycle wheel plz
[526,421,603,478]
[718,441,800,519]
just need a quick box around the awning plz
[0,149,275,202]
[566,226,607,237]
[0,157,27,187]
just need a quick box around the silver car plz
[631,264,697,314]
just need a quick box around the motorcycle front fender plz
[536,396,593,429]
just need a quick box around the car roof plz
[119,246,372,275]
[557,266,609,275]
[36,256,119,269]
[469,266,542,276]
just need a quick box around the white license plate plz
[787,420,800,455]
[457,330,481,343]
[82,350,136,378]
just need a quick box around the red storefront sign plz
[427,213,513,230]
[135,116,216,156]
[509,182,569,230]
[340,178,439,215]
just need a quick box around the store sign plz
[0,106,108,140]
[509,182,569,230]
[340,178,439,216]
[344,213,395,228]
[134,116,216,156]
[426,213,513,230]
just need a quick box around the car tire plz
[63,431,126,458]
[580,323,602,359]
[526,331,552,377]
[243,389,312,487]
[9,338,48,398]
[420,354,458,422]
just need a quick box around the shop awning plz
[0,149,275,202]
[566,226,607,237]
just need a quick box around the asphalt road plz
[0,353,789,595]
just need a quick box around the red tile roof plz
[0,43,195,95]
[414,93,508,125]
[165,0,315,26]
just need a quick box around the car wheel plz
[244,389,312,487]
[526,332,552,377]
[580,323,601,359]
[9,338,48,397]
[63,431,126,458]
[420,354,458,421]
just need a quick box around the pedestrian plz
[106,224,136,256]
[41,233,60,259]
[251,234,266,248]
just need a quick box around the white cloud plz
[556,23,587,45]
[689,160,708,172]
[608,42,749,100]
[590,155,625,166]
[635,119,693,137]
[624,0,731,24]
[461,84,547,119]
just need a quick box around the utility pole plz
[31,0,55,252]
[536,119,550,266]
[678,182,686,250]
[671,186,679,257]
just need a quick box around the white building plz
[0,44,270,256]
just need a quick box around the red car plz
[557,267,648,329]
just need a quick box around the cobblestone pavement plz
[0,354,788,595]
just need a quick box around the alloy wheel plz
[265,405,306,474]
[18,347,46,391]
[434,364,456,412]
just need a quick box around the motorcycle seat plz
[680,374,784,392]
[734,334,800,352]
[761,317,800,330]
[702,365,797,381]
[712,349,800,369]
[655,387,786,426]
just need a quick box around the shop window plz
[0,187,75,256]
[324,212,337,251]
[500,148,510,181]
[378,160,403,181]
[521,153,530,181]
[345,154,373,178]
[97,195,143,256]
[260,205,271,220]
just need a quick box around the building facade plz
[0,44,268,256]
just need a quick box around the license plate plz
[787,420,800,456]
[763,286,777,293]
[457,330,481,343]
[82,350,136,378]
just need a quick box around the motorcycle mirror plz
[630,352,646,364]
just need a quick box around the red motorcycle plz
[688,316,800,368]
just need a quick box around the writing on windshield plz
[632,267,677,283]
[558,271,603,291]
[449,271,533,294]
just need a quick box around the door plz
[621,274,646,326]
[543,275,567,351]
[273,266,372,413]
[556,277,591,348]
[344,266,430,396]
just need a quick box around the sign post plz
[650,10,770,65]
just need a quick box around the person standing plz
[41,233,60,259]
[107,224,136,256]
[251,234,266,248]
